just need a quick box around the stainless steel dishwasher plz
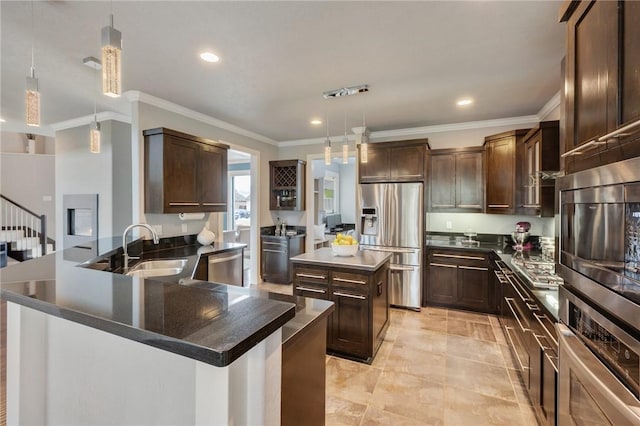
[208,249,244,286]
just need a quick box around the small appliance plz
[511,221,531,251]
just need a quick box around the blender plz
[512,221,531,251]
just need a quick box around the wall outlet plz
[181,224,188,233]
[153,225,163,236]
[445,221,453,230]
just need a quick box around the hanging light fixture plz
[25,1,40,127]
[89,58,101,153]
[324,116,332,166]
[360,112,368,164]
[101,3,122,98]
[342,115,349,164]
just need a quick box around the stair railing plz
[0,194,48,258]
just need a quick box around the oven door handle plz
[557,324,640,423]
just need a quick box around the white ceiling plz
[1,1,566,143]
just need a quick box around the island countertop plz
[0,237,296,367]
[290,247,391,271]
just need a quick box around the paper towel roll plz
[178,212,205,221]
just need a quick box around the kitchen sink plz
[125,258,188,278]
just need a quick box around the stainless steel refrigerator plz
[358,183,423,310]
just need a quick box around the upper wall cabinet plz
[357,139,429,183]
[561,0,640,174]
[484,129,530,215]
[429,147,483,212]
[269,159,306,211]
[516,121,560,217]
[143,128,229,214]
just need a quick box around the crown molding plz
[0,122,56,137]
[536,90,561,120]
[50,112,132,131]
[279,135,354,148]
[124,90,279,146]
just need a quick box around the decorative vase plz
[197,225,216,246]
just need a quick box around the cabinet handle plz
[263,249,285,254]
[534,313,558,347]
[333,277,367,285]
[494,271,508,284]
[429,262,457,268]
[544,352,559,373]
[596,118,640,142]
[333,291,366,300]
[526,302,539,311]
[522,204,540,208]
[504,326,530,372]
[488,204,510,208]
[390,264,415,272]
[296,273,326,280]
[263,241,282,246]
[208,253,242,264]
[202,202,226,206]
[362,246,416,254]
[395,174,423,178]
[560,139,606,158]
[459,265,488,271]
[504,297,529,333]
[504,273,533,303]
[456,204,482,208]
[295,286,326,294]
[377,280,383,296]
[169,202,199,206]
[432,203,455,208]
[433,253,485,261]
[532,333,550,351]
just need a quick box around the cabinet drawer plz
[331,271,369,292]
[429,249,489,267]
[294,282,329,299]
[294,266,329,284]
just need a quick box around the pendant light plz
[90,59,101,153]
[101,2,122,98]
[360,112,368,164]
[342,115,349,164]
[25,1,40,127]
[324,116,332,166]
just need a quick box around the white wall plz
[0,132,55,155]
[427,212,554,238]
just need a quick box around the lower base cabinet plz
[425,248,494,313]
[260,235,305,283]
[292,262,389,363]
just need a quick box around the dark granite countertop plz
[0,237,295,367]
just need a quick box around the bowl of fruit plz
[331,233,359,257]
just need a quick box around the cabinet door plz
[457,265,491,313]
[329,290,369,358]
[456,152,483,210]
[199,144,227,212]
[427,262,457,305]
[622,1,640,126]
[163,136,199,213]
[541,350,558,425]
[521,134,541,215]
[390,146,424,181]
[359,146,390,182]
[485,137,515,214]
[430,154,456,210]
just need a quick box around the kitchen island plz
[1,236,333,425]
[291,247,391,363]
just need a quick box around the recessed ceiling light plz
[200,52,220,63]
[310,119,322,125]
[457,98,473,106]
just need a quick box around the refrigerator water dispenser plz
[361,207,378,235]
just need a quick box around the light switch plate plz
[445,221,453,229]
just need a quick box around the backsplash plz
[426,212,554,237]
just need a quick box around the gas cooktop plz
[510,255,564,289]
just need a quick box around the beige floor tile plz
[444,386,527,426]
[499,343,518,370]
[447,318,497,342]
[385,344,447,384]
[325,395,367,426]
[446,356,517,402]
[489,315,501,327]
[395,328,447,354]
[326,357,382,405]
[383,325,401,343]
[370,371,445,425]
[446,334,505,367]
[390,308,408,325]
[360,405,428,426]
[370,340,393,369]
[519,403,540,425]
[419,306,449,319]
[508,368,533,406]
[493,324,508,345]
[403,311,447,333]
[447,309,491,324]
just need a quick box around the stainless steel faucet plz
[122,223,160,270]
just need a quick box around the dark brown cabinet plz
[429,148,483,212]
[358,139,428,183]
[484,130,529,215]
[260,235,305,283]
[270,160,306,211]
[517,121,560,217]
[292,261,389,363]
[561,0,640,173]
[143,128,228,213]
[426,248,493,313]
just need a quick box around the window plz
[323,171,339,214]
[227,171,250,230]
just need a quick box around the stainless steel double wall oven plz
[557,156,640,424]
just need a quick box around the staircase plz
[0,195,54,266]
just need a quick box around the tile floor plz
[251,282,540,426]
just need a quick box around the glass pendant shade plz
[25,71,40,127]
[90,121,101,153]
[342,140,349,164]
[360,137,368,164]
[101,15,122,98]
[324,139,332,166]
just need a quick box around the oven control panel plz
[569,302,640,398]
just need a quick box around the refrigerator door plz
[387,183,423,248]
[389,261,422,309]
[358,184,388,247]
